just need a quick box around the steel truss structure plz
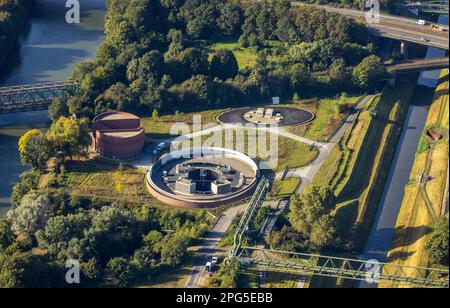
[403,1,449,14]
[389,57,450,74]
[0,81,78,113]
[227,178,449,288]
[230,176,271,257]
[238,247,449,288]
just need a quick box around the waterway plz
[357,14,448,288]
[0,0,106,215]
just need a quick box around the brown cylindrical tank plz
[92,111,145,160]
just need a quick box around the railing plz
[230,176,271,257]
[238,247,449,288]
[0,80,78,113]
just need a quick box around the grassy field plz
[381,70,449,288]
[308,74,417,258]
[205,38,287,71]
[62,160,152,205]
[176,127,319,173]
[137,255,196,288]
[286,95,361,142]
[141,109,227,139]
[207,39,259,70]
[271,178,301,199]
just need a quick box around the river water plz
[0,0,106,215]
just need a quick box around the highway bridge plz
[402,1,449,15]
[293,3,450,50]
[387,57,450,73]
[0,81,78,114]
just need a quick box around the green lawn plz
[208,40,259,70]
[176,127,319,173]
[205,38,288,71]
[287,95,361,142]
[141,109,227,139]
[306,74,418,254]
[271,178,301,198]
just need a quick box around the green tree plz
[7,193,53,240]
[160,232,189,267]
[217,3,243,36]
[18,129,51,171]
[47,116,91,163]
[329,58,350,89]
[107,257,134,287]
[0,251,61,288]
[352,55,387,91]
[219,257,239,288]
[209,49,239,81]
[48,98,69,121]
[0,218,15,251]
[10,171,40,208]
[289,186,336,250]
[425,216,449,266]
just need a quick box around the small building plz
[92,111,145,160]
[175,178,197,195]
[426,129,443,141]
[211,180,232,195]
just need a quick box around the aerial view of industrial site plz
[0,0,448,296]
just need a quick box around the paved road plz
[155,95,372,287]
[293,95,374,194]
[296,4,449,50]
[185,204,247,288]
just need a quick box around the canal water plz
[0,0,106,215]
[357,14,448,288]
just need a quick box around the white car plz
[205,262,213,272]
[153,142,167,155]
[211,257,219,264]
[416,19,427,26]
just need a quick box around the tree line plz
[0,0,33,72]
[48,0,387,121]
[0,183,210,287]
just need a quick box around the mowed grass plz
[271,178,301,198]
[141,109,227,139]
[206,38,288,71]
[308,95,377,192]
[287,95,361,142]
[382,70,449,287]
[307,74,417,254]
[176,127,319,173]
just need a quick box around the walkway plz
[181,95,373,287]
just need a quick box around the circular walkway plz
[218,106,315,127]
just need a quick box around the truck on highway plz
[430,24,447,32]
[416,19,427,26]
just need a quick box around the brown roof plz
[93,111,140,122]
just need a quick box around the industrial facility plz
[147,147,260,208]
[92,111,145,160]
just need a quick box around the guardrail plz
[230,176,271,257]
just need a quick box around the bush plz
[425,217,449,266]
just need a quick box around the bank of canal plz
[358,14,448,289]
